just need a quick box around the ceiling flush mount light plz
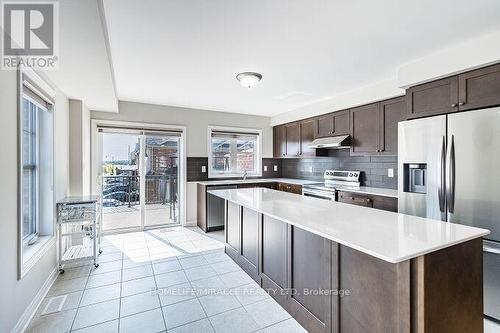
[236,72,263,88]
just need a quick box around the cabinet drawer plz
[277,183,302,194]
[337,191,373,208]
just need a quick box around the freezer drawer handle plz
[483,244,500,255]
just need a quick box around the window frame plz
[21,94,45,246]
[207,126,262,178]
[17,67,56,279]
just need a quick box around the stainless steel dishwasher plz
[207,185,237,231]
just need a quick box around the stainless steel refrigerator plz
[398,107,500,322]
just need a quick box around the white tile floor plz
[26,227,306,333]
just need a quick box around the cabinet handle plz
[458,101,465,106]
[451,103,458,107]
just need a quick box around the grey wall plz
[0,70,69,332]
[69,99,91,196]
[92,101,273,158]
[282,150,398,189]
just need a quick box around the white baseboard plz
[11,266,58,333]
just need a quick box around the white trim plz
[207,125,263,178]
[90,119,187,227]
[21,236,56,279]
[21,65,56,101]
[18,66,56,279]
[11,265,58,333]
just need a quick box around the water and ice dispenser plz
[403,163,427,194]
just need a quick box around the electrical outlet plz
[273,165,278,172]
[264,165,268,172]
[388,168,394,178]
[201,166,207,173]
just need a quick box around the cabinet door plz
[226,202,241,258]
[458,63,500,111]
[300,119,315,157]
[350,103,381,154]
[288,226,333,333]
[333,110,350,135]
[240,207,259,281]
[261,216,288,306]
[372,195,398,212]
[315,114,335,138]
[273,125,286,158]
[406,77,458,119]
[285,123,300,157]
[380,97,406,154]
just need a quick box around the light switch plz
[264,165,268,172]
[273,165,278,172]
[388,168,394,178]
[201,166,207,173]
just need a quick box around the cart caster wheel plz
[59,269,65,274]
[94,263,99,269]
[99,249,103,254]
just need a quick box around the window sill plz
[21,235,55,278]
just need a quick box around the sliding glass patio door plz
[143,134,180,228]
[98,128,181,232]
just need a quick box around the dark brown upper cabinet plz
[273,125,286,158]
[458,63,500,111]
[299,119,315,157]
[315,114,334,138]
[350,103,381,155]
[333,110,350,136]
[407,63,500,119]
[314,110,350,138]
[285,122,300,157]
[379,97,406,154]
[406,76,459,119]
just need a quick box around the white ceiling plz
[44,0,118,112]
[100,0,500,117]
[46,1,500,117]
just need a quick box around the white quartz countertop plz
[195,178,321,186]
[335,186,398,198]
[208,188,489,263]
[195,178,398,198]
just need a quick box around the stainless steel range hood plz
[308,135,351,149]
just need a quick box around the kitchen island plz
[208,187,489,333]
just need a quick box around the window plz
[208,127,262,178]
[22,97,40,243]
[18,69,55,279]
[21,91,53,245]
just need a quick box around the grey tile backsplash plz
[187,157,282,181]
[281,150,398,189]
[187,151,397,189]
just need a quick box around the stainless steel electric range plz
[302,170,361,201]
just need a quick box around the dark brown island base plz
[211,188,487,333]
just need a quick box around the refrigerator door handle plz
[438,136,446,213]
[483,241,500,255]
[447,135,456,214]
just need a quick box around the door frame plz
[91,119,187,232]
